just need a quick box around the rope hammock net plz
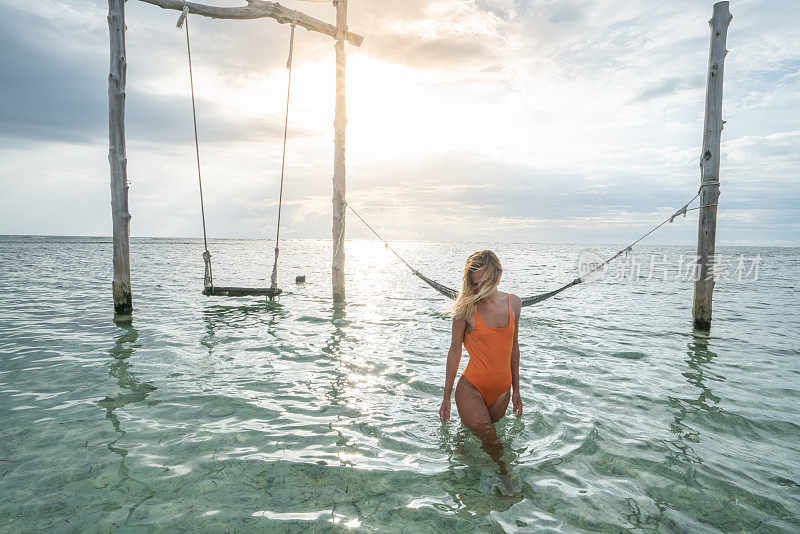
[347,183,712,307]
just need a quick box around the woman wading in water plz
[439,250,521,492]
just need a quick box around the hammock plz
[347,187,706,307]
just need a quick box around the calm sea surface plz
[0,236,798,532]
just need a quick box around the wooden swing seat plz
[202,286,282,298]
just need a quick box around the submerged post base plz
[693,317,711,331]
[113,282,132,315]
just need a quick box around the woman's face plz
[469,268,485,292]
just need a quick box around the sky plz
[0,0,798,245]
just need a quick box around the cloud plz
[363,34,497,70]
[347,154,702,229]
[631,75,705,103]
[725,130,800,163]
[0,1,305,145]
[352,0,508,70]
[0,4,105,144]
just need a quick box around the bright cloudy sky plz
[1,0,798,245]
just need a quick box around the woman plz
[439,249,522,481]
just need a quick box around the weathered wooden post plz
[331,0,347,303]
[108,0,133,317]
[693,1,732,330]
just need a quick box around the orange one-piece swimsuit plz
[461,293,515,407]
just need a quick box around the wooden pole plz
[332,0,347,303]
[108,0,133,317]
[693,1,731,330]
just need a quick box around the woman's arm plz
[510,295,523,417]
[439,317,466,422]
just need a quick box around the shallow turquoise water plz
[0,236,798,532]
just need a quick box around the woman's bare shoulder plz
[505,292,522,312]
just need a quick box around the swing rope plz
[270,13,297,292]
[347,186,709,307]
[179,5,213,290]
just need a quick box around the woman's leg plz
[455,377,508,475]
[488,389,510,423]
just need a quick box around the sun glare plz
[286,54,451,161]
[347,55,442,159]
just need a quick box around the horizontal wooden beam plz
[138,0,363,46]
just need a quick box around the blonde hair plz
[445,249,503,321]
